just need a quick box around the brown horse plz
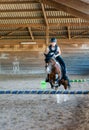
[45,54,70,90]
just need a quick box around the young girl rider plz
[44,37,70,87]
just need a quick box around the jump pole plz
[0,90,89,94]
[70,79,89,82]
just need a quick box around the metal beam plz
[0,17,81,20]
[0,17,44,20]
[32,27,56,35]
[36,0,89,21]
[41,3,49,45]
[54,0,89,15]
[41,3,48,26]
[0,23,89,27]
[0,9,57,12]
[72,30,89,38]
[0,39,89,43]
[0,27,23,40]
[0,1,39,4]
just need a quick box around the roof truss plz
[0,0,89,41]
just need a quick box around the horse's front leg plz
[56,73,61,87]
[54,74,59,90]
[60,79,68,90]
[49,74,55,89]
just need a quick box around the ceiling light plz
[20,42,36,44]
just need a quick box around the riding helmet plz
[50,37,57,43]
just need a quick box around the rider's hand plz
[54,54,60,58]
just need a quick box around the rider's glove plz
[54,54,60,58]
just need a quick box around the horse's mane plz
[45,53,55,62]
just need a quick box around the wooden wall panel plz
[0,40,89,75]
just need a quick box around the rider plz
[44,37,70,86]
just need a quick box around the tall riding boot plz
[64,75,71,89]
[61,65,66,79]
[45,74,49,82]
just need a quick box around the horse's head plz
[44,53,56,74]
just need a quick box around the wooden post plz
[67,26,71,39]
[46,26,49,46]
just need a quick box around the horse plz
[44,53,70,90]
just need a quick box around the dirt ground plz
[0,74,89,130]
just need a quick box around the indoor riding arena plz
[0,0,89,130]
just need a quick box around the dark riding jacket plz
[48,45,59,55]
